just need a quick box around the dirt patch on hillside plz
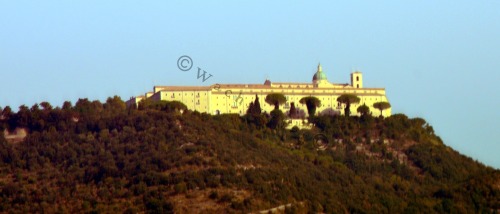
[4,128,27,144]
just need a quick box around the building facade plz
[126,64,391,117]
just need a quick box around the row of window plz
[165,96,381,104]
[164,90,382,99]
[168,92,208,98]
[173,100,381,110]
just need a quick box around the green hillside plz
[0,97,498,213]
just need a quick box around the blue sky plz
[1,1,499,168]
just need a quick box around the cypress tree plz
[246,102,255,115]
[253,95,262,115]
[289,102,298,118]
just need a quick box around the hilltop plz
[0,97,498,213]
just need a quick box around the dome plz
[312,63,327,81]
[312,72,327,81]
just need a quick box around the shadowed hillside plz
[0,97,498,213]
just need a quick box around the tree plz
[75,98,93,114]
[138,99,153,110]
[246,101,260,127]
[40,102,53,111]
[289,102,298,118]
[1,106,13,128]
[373,102,391,117]
[30,104,43,130]
[265,93,286,110]
[299,96,321,117]
[246,95,262,116]
[2,106,12,118]
[357,104,370,116]
[62,101,72,111]
[104,96,126,112]
[15,105,31,128]
[337,94,360,117]
[245,95,267,129]
[137,100,187,113]
[164,101,187,113]
[246,102,255,115]
[74,99,103,122]
[267,109,285,130]
[253,95,262,114]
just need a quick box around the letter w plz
[197,67,213,82]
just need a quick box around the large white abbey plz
[126,64,391,119]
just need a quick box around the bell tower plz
[351,71,363,88]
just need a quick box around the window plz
[356,76,359,81]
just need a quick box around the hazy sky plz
[1,1,499,168]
